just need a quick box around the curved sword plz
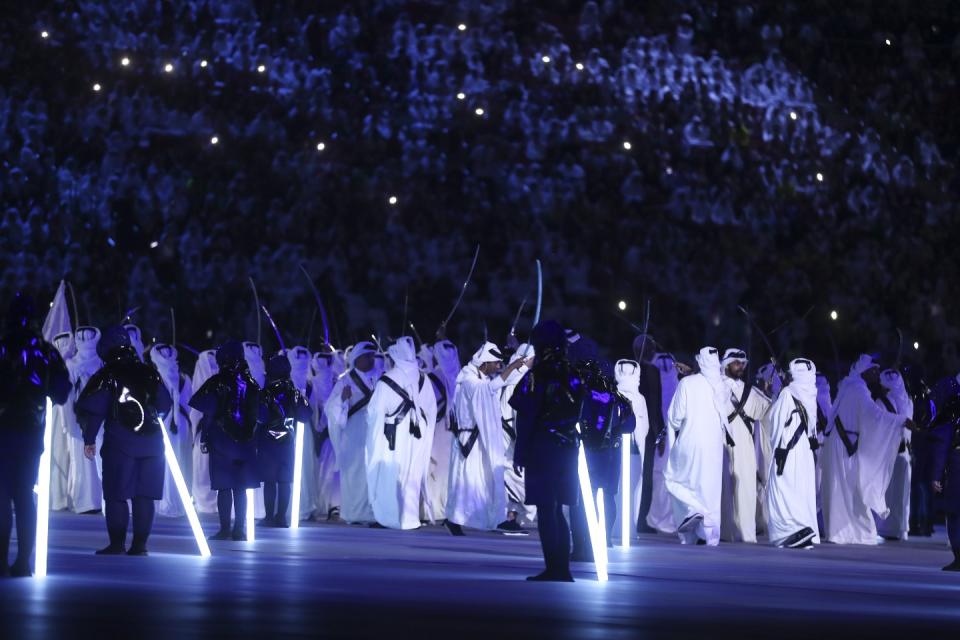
[737,305,777,366]
[439,244,480,332]
[533,259,543,326]
[66,281,80,333]
[509,297,528,337]
[260,304,286,352]
[298,264,331,346]
[249,277,261,345]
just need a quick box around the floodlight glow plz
[200,59,208,68]
[257,64,266,73]
[158,416,210,557]
[316,142,325,151]
[246,488,255,542]
[617,300,627,311]
[620,433,630,548]
[210,136,219,145]
[121,57,130,67]
[41,31,49,39]
[575,62,584,71]
[149,241,159,249]
[542,55,551,63]
[458,23,466,31]
[789,111,797,121]
[164,63,174,73]
[290,421,305,530]
[913,341,919,350]
[816,172,824,182]
[92,83,102,92]
[576,425,609,582]
[830,310,838,321]
[885,38,892,46]
[388,195,398,205]
[475,107,484,116]
[34,398,54,577]
[623,141,632,150]
[456,92,465,100]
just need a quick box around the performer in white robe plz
[365,337,437,530]
[311,349,341,518]
[190,349,220,513]
[288,346,321,521]
[665,347,733,546]
[422,340,459,523]
[49,332,76,511]
[616,359,649,534]
[876,369,913,540]
[499,344,536,528]
[647,352,680,533]
[123,323,146,360]
[720,348,772,543]
[243,341,268,520]
[821,355,912,545]
[325,342,380,524]
[765,358,820,548]
[151,343,194,518]
[445,342,529,533]
[66,326,104,513]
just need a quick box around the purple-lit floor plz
[2,510,958,638]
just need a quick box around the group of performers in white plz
[44,314,917,551]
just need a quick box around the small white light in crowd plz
[41,30,49,39]
[456,92,465,100]
[92,83,102,92]
[623,141,632,150]
[575,62,584,71]
[257,64,266,73]
[121,57,130,67]
[200,59,208,68]
[388,195,398,205]
[316,142,325,151]
[913,341,920,350]
[830,310,838,321]
[789,111,797,121]
[49,302,54,308]
[666,166,673,175]
[205,329,213,339]
[149,241,159,249]
[885,38,892,46]
[164,62,174,73]
[210,136,219,145]
[542,55,551,63]
[475,107,484,116]
[107,237,115,247]
[457,23,467,32]
[816,172,824,182]
[617,300,627,311]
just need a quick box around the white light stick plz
[290,421,305,530]
[620,433,630,548]
[34,398,54,578]
[246,488,256,542]
[158,416,210,557]
[576,425,608,582]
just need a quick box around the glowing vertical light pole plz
[620,433,630,548]
[290,420,305,530]
[576,423,609,582]
[246,488,256,542]
[158,416,210,557]
[34,398,54,578]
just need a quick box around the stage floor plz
[2,511,958,638]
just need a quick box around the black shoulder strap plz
[783,396,810,453]
[833,411,859,457]
[347,370,374,419]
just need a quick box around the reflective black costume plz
[258,355,310,527]
[76,325,171,556]
[189,340,261,540]
[510,321,584,581]
[0,293,71,576]
[920,374,960,569]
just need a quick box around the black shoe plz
[526,570,575,582]
[678,513,703,534]
[9,560,31,577]
[208,530,231,541]
[231,530,247,541]
[637,524,657,534]
[126,547,148,556]
[81,509,103,515]
[783,527,816,549]
[257,517,274,526]
[327,507,340,521]
[271,516,289,528]
[943,551,960,572]
[695,539,707,546]
[368,522,386,529]
[96,544,126,555]
[497,519,522,532]
[569,552,593,562]
[445,520,465,536]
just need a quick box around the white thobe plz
[875,393,912,540]
[647,360,680,534]
[366,364,437,529]
[324,369,378,523]
[720,378,771,543]
[664,374,726,545]
[67,352,104,513]
[500,366,536,525]
[446,366,508,530]
[821,378,904,544]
